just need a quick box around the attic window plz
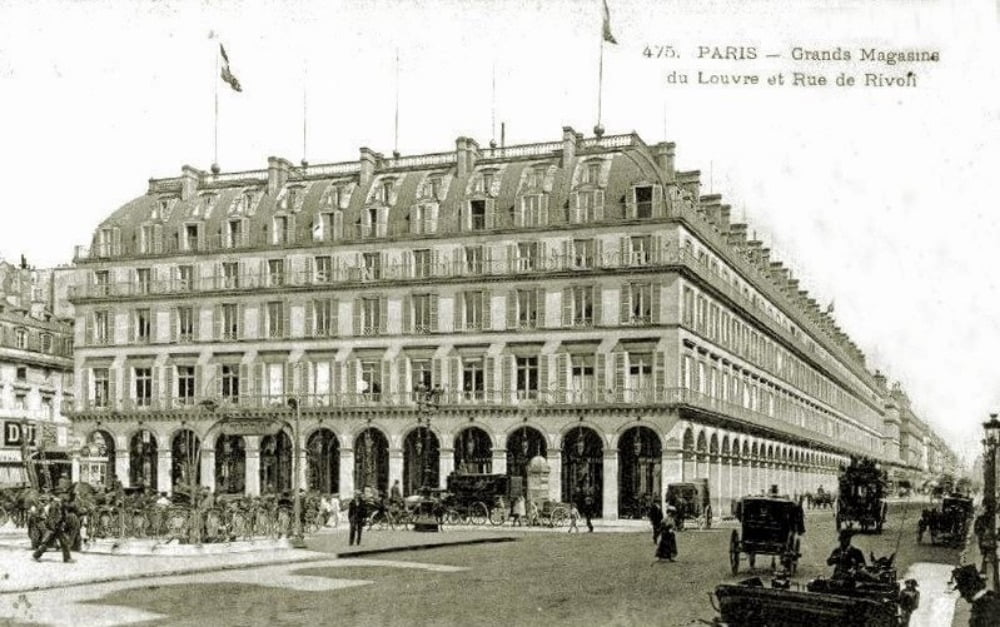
[429,177,442,199]
[480,171,495,195]
[241,192,254,213]
[584,161,601,185]
[634,186,653,218]
[381,179,394,204]
[14,329,27,350]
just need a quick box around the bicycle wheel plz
[445,508,461,525]
[549,506,568,528]
[470,502,488,526]
[489,506,506,526]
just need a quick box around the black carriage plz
[729,496,805,575]
[665,479,711,530]
[810,487,835,509]
[835,457,888,533]
[918,494,973,547]
[443,473,510,526]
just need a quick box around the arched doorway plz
[506,426,548,488]
[306,429,339,495]
[260,431,293,495]
[618,426,662,518]
[81,430,116,488]
[403,427,440,495]
[682,428,695,479]
[453,426,492,474]
[354,428,389,496]
[561,426,604,517]
[215,434,246,494]
[171,429,201,496]
[129,430,157,491]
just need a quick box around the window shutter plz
[215,364,224,399]
[108,369,117,408]
[398,357,409,398]
[454,292,464,332]
[484,198,496,228]
[432,357,443,389]
[538,354,549,400]
[651,281,663,324]
[619,236,629,267]
[652,234,664,264]
[614,353,627,402]
[482,290,492,330]
[108,312,116,344]
[303,361,314,397]
[192,305,201,341]
[654,352,667,401]
[540,194,550,225]
[170,308,178,342]
[429,294,439,331]
[379,296,388,334]
[347,360,358,400]
[594,353,605,399]
[401,250,413,278]
[652,184,664,218]
[304,300,314,337]
[626,187,636,219]
[305,257,314,284]
[594,239,604,268]
[569,192,579,223]
[153,224,164,253]
[259,259,268,286]
[331,360,342,396]
[332,212,343,240]
[484,356,496,401]
[594,189,605,221]
[84,314,93,345]
[501,354,512,404]
[506,290,517,329]
[536,287,546,328]
[593,285,602,326]
[111,227,122,255]
[562,287,572,327]
[449,357,460,400]
[620,284,631,324]
[152,366,160,408]
[557,353,569,402]
[561,240,570,270]
[127,310,135,343]
[352,299,361,336]
[283,301,291,338]
[484,246,494,275]
[193,364,203,399]
[259,303,267,339]
[401,295,412,333]
[538,241,547,270]
[285,362,295,396]
[253,363,265,399]
[81,369,90,406]
[238,364,248,403]
[330,298,339,336]
[507,244,517,273]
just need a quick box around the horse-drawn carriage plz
[666,479,711,530]
[835,457,888,533]
[918,494,973,547]
[712,553,904,626]
[443,473,508,525]
[729,495,805,575]
[809,487,835,509]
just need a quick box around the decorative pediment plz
[192,193,218,219]
[321,181,356,211]
[277,184,309,213]
[416,172,453,201]
[466,166,506,197]
[367,176,400,206]
[571,157,611,189]
[517,163,557,194]
[228,188,261,216]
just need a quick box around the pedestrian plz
[63,492,82,553]
[319,494,332,526]
[567,504,580,533]
[583,492,595,533]
[329,493,341,528]
[951,564,1000,626]
[26,494,44,550]
[348,492,367,546]
[655,520,677,562]
[511,495,526,527]
[32,495,73,563]
[648,501,664,544]
[898,578,919,627]
[390,480,403,506]
[527,499,540,527]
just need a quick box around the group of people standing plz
[28,491,83,563]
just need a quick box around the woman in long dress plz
[655,520,677,561]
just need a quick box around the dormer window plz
[226,218,246,248]
[183,224,201,251]
[634,186,653,218]
[14,328,27,350]
[429,177,442,200]
[527,167,546,190]
[241,192,254,214]
[381,179,394,204]
[480,171,495,195]
[286,187,298,210]
[518,194,548,227]
[584,161,601,185]
[272,215,295,245]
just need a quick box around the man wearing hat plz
[827,529,866,579]
[952,564,1000,626]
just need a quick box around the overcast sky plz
[1,0,996,466]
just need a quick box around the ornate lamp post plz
[982,413,1000,591]
[414,383,442,493]
[286,397,305,548]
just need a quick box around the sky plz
[0,0,997,466]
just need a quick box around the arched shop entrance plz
[80,430,116,488]
[215,434,246,495]
[129,430,158,491]
[618,426,662,519]
[354,428,389,496]
[454,427,493,475]
[171,429,201,495]
[561,425,604,517]
[306,429,339,495]
[403,426,440,495]
[505,426,548,487]
[260,431,293,494]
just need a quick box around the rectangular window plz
[134,308,151,343]
[464,246,484,275]
[222,261,239,288]
[682,287,694,326]
[41,334,52,353]
[267,259,285,286]
[361,297,381,335]
[14,394,26,411]
[470,200,486,231]
[176,366,196,405]
[140,225,155,254]
[629,235,651,265]
[134,367,152,407]
[94,310,110,344]
[412,360,433,391]
[412,294,435,333]
[313,299,335,337]
[221,364,240,403]
[569,286,594,327]
[515,356,539,400]
[516,289,538,328]
[273,216,290,245]
[628,353,653,400]
[481,171,494,194]
[362,252,381,281]
[316,212,334,242]
[16,366,27,381]
[462,359,485,401]
[222,303,239,340]
[520,194,543,227]
[634,186,653,219]
[360,361,382,401]
[572,239,594,269]
[177,265,194,291]
[94,270,110,296]
[136,268,151,294]
[263,362,284,401]
[516,242,537,272]
[576,190,602,223]
[185,224,200,251]
[226,219,243,248]
[177,306,194,342]
[586,162,601,185]
[463,291,485,330]
[93,369,111,407]
[413,249,433,279]
[266,301,284,338]
[314,256,332,283]
[570,355,595,401]
[625,283,653,325]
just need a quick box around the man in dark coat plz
[348,492,367,546]
[648,502,664,544]
[655,520,677,561]
[827,529,865,579]
[951,564,1000,626]
[32,495,73,563]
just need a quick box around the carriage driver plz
[827,529,866,579]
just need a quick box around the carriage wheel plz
[470,502,489,526]
[445,508,460,526]
[729,530,740,576]
[550,506,568,528]
[489,506,507,526]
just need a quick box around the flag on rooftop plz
[220,44,242,93]
[602,0,618,44]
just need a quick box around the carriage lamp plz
[984,413,1000,446]
[982,412,1000,592]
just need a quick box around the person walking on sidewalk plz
[648,502,664,544]
[951,564,1000,626]
[32,495,73,563]
[583,491,595,533]
[348,492,367,546]
[568,504,581,533]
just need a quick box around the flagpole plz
[213,43,220,172]
[302,60,308,166]
[393,48,400,158]
[596,33,604,136]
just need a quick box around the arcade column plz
[388,447,404,491]
[201,448,216,492]
[244,436,261,497]
[602,449,619,521]
[439,448,455,489]
[156,447,172,495]
[339,446,355,496]
[491,448,507,475]
[70,453,80,484]
[547,449,562,503]
[115,435,130,487]
[662,446,684,504]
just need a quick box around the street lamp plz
[414,383,442,493]
[286,397,305,548]
[982,413,1000,591]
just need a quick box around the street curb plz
[334,536,519,558]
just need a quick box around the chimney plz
[677,171,701,203]
[701,194,722,226]
[759,247,771,268]
[455,137,468,178]
[561,126,577,168]
[359,147,378,190]
[653,142,676,182]
[728,223,748,248]
[466,138,480,174]
[180,165,202,201]
[267,156,291,196]
[718,205,731,235]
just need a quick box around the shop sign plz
[3,421,37,447]
[218,419,285,437]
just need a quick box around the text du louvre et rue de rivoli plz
[654,46,940,88]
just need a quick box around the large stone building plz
[0,260,75,488]
[65,128,953,517]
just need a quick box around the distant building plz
[65,128,954,516]
[0,260,75,488]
